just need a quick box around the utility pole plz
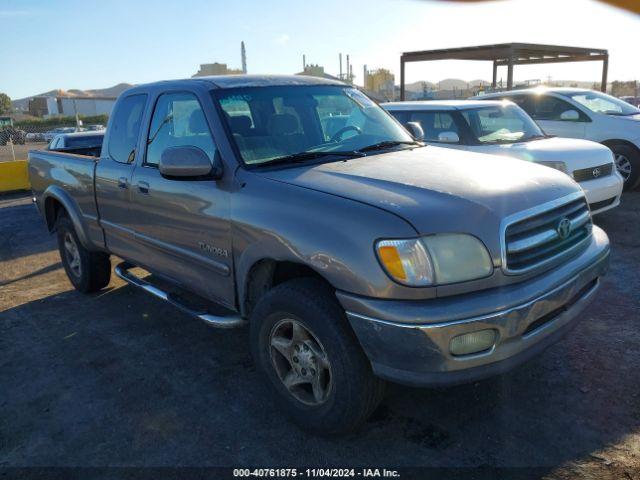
[339,53,343,80]
[241,41,247,74]
[346,54,350,83]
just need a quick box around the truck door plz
[128,91,234,308]
[95,93,148,257]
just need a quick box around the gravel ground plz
[0,191,639,479]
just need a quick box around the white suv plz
[478,87,640,190]
[383,100,623,215]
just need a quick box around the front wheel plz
[250,278,385,435]
[56,213,111,293]
[610,143,640,191]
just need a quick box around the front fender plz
[232,172,433,307]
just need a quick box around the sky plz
[1,0,639,99]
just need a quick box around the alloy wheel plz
[269,318,332,406]
[63,232,82,277]
[615,154,632,182]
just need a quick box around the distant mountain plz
[12,83,133,111]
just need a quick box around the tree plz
[0,93,11,115]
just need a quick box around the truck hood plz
[258,146,580,239]
[472,137,613,170]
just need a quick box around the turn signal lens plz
[376,239,434,287]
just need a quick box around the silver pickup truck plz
[29,75,610,434]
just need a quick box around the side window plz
[528,95,581,121]
[505,95,531,112]
[108,94,147,163]
[407,111,460,143]
[146,92,216,167]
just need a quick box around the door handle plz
[117,177,128,189]
[138,181,150,194]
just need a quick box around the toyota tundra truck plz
[28,75,610,434]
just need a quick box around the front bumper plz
[580,173,623,215]
[338,226,610,387]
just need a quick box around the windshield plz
[461,104,545,144]
[560,90,640,116]
[213,85,414,166]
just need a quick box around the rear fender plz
[42,185,96,250]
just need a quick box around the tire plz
[250,278,386,435]
[610,143,640,191]
[56,213,111,293]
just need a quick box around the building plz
[28,96,116,118]
[192,62,243,77]
[295,64,341,81]
[364,68,395,101]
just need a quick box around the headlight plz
[376,234,493,286]
[537,161,567,173]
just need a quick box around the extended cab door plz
[95,93,148,257]
[128,90,234,307]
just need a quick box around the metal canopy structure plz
[400,43,609,100]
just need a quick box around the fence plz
[0,114,109,163]
[0,114,108,192]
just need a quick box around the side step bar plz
[114,262,246,329]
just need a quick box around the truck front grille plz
[573,163,613,182]
[503,195,592,274]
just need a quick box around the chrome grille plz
[573,163,613,182]
[503,194,592,274]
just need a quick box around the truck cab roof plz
[124,74,346,95]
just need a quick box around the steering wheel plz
[330,125,362,143]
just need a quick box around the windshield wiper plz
[259,150,365,167]
[357,140,423,153]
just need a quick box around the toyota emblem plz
[557,217,572,239]
[592,167,601,178]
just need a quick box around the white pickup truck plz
[383,100,624,215]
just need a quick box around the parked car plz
[85,124,106,131]
[620,96,640,108]
[43,127,78,142]
[0,127,26,146]
[25,132,47,142]
[383,100,623,215]
[478,87,640,190]
[28,75,610,434]
[47,131,105,157]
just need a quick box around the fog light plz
[449,329,497,356]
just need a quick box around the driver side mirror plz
[159,146,223,180]
[438,131,460,143]
[560,109,580,121]
[403,122,424,141]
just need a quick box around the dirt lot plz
[0,143,47,163]
[1,191,639,478]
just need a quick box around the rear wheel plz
[56,213,111,293]
[610,143,640,191]
[250,278,385,435]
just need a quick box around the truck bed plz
[28,149,102,246]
